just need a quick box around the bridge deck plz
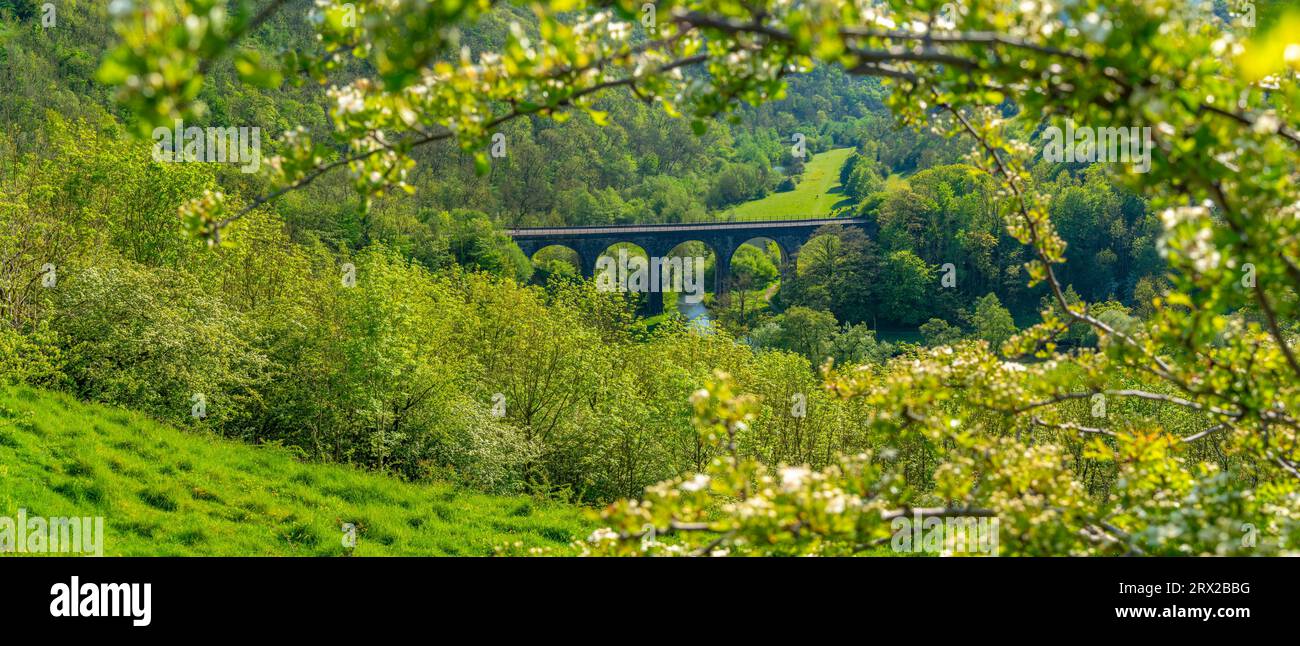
[505,217,865,238]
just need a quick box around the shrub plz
[0,323,64,386]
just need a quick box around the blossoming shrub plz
[562,367,1300,556]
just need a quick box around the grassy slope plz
[0,387,593,556]
[723,147,854,221]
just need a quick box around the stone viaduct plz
[506,217,870,315]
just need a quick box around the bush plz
[49,259,266,430]
[427,397,540,495]
[0,324,63,386]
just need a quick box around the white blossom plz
[333,86,366,115]
[681,474,711,493]
[780,466,811,493]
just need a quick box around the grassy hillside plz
[723,147,854,220]
[0,387,593,556]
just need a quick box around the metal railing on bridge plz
[505,216,867,238]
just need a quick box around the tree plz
[963,293,1017,350]
[919,318,964,346]
[752,306,838,365]
[727,244,779,327]
[706,162,768,208]
[828,323,892,366]
[441,209,534,283]
[878,250,933,327]
[1130,275,1165,320]
[781,224,879,324]
[841,151,884,202]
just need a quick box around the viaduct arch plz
[508,217,872,315]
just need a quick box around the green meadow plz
[723,147,854,220]
[0,387,593,556]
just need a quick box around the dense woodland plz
[2,0,1299,555]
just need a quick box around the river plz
[674,296,713,332]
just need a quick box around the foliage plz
[9,0,1300,556]
[965,293,1017,350]
[878,250,935,327]
[919,318,964,346]
[567,366,1300,556]
[749,306,838,364]
[51,258,269,431]
[0,324,63,387]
